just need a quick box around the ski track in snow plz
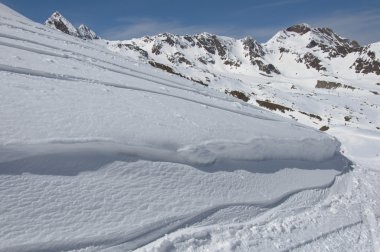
[0,63,288,124]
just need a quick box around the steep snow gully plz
[0,3,379,252]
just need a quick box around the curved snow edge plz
[177,136,341,165]
[1,136,341,167]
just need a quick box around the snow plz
[0,3,379,252]
[78,24,98,40]
[45,11,80,37]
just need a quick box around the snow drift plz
[0,3,355,252]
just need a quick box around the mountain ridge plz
[42,11,380,131]
[44,11,379,78]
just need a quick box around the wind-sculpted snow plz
[2,3,377,252]
[178,137,340,165]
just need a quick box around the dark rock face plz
[286,24,311,35]
[78,24,98,40]
[45,12,77,36]
[242,37,265,59]
[279,47,290,53]
[297,53,326,71]
[198,56,215,65]
[284,24,362,58]
[306,40,318,48]
[352,57,380,75]
[312,28,361,58]
[195,34,227,58]
[225,90,250,102]
[168,52,192,65]
[48,19,70,35]
[45,12,98,40]
[319,126,329,131]
[242,37,280,74]
[351,48,380,75]
[315,80,355,90]
[253,60,280,75]
[152,43,163,55]
[161,33,176,46]
[224,59,242,67]
[256,100,294,113]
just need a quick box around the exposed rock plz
[344,116,352,122]
[242,38,280,74]
[148,61,176,74]
[224,59,241,67]
[45,12,98,40]
[225,90,250,102]
[286,23,311,35]
[315,80,355,90]
[78,24,98,39]
[279,47,290,53]
[311,27,362,58]
[242,37,265,59]
[319,126,329,131]
[161,33,176,46]
[195,33,227,58]
[45,11,79,37]
[298,53,326,71]
[168,52,192,65]
[197,56,215,65]
[351,49,380,75]
[306,40,318,48]
[152,42,163,55]
[300,111,322,121]
[256,100,294,113]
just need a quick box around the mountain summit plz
[45,11,98,39]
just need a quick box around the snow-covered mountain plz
[45,11,98,39]
[0,4,379,251]
[97,24,379,133]
[106,23,379,79]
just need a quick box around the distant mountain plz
[42,12,380,131]
[45,11,98,39]
[44,12,379,79]
[107,25,379,80]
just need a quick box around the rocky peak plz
[78,24,98,39]
[45,11,79,37]
[194,33,227,58]
[286,23,311,35]
[351,42,380,75]
[45,12,98,40]
[269,23,362,58]
[308,27,361,57]
[242,37,265,58]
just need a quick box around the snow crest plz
[177,137,340,165]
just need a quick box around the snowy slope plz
[100,21,379,135]
[0,3,379,252]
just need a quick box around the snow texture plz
[0,3,379,252]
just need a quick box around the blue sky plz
[1,0,379,44]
